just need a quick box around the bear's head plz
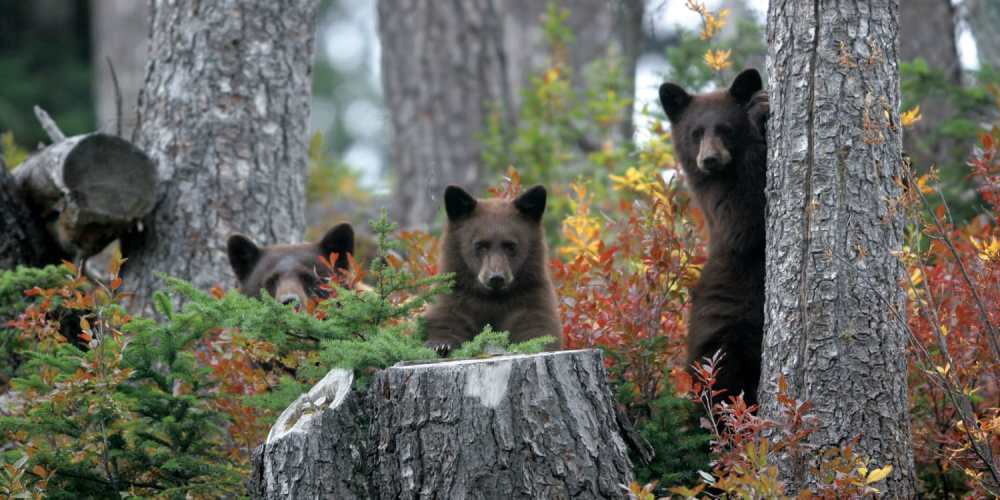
[658,68,763,178]
[442,185,547,296]
[226,223,355,307]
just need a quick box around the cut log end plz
[251,349,634,499]
[12,132,156,259]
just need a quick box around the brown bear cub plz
[423,185,562,355]
[226,223,356,307]
[658,68,768,407]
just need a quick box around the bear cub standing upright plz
[658,68,769,406]
[226,223,356,306]
[423,185,562,355]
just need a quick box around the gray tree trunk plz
[967,0,1000,69]
[250,350,634,499]
[123,0,319,314]
[763,0,916,495]
[899,0,961,172]
[91,0,149,138]
[379,0,512,229]
[379,0,642,229]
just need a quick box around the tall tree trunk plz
[899,0,961,172]
[967,0,1000,69]
[91,0,149,138]
[502,0,643,140]
[763,0,916,495]
[123,0,319,314]
[378,0,641,229]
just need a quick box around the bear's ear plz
[320,222,355,269]
[729,68,763,103]
[227,234,261,283]
[514,185,547,222]
[444,185,477,221]
[659,82,692,122]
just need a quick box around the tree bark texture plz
[899,0,961,172]
[0,156,59,270]
[763,0,915,495]
[250,350,634,499]
[378,0,641,229]
[12,132,155,260]
[124,0,319,314]
[91,0,149,139]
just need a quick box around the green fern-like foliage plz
[449,325,554,359]
[1,297,244,497]
[619,371,712,492]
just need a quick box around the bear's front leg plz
[422,306,478,357]
[500,307,563,351]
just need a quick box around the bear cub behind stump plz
[659,68,769,407]
[226,223,356,307]
[423,185,562,355]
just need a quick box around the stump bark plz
[250,349,634,499]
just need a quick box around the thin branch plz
[106,57,124,137]
[33,106,66,143]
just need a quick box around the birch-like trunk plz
[899,0,961,172]
[123,0,319,314]
[762,1,916,494]
[967,0,1000,69]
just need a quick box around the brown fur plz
[659,69,769,407]
[226,223,355,306]
[423,185,562,354]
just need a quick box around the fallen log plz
[250,349,635,499]
[11,107,155,261]
[0,154,60,269]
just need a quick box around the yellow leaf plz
[704,49,732,72]
[901,106,922,127]
[915,174,935,194]
[864,464,893,484]
[970,236,1000,263]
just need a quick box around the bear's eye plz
[692,127,704,140]
[501,241,517,255]
[474,241,490,254]
[716,124,733,138]
[264,274,279,294]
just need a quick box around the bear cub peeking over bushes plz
[423,185,562,355]
[226,222,356,307]
[659,68,768,407]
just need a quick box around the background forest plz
[1,0,1000,498]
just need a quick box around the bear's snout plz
[477,254,514,292]
[697,135,731,173]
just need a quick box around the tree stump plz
[11,129,155,260]
[250,349,634,499]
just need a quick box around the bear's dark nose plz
[701,156,722,171]
[487,274,506,290]
[281,295,300,307]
